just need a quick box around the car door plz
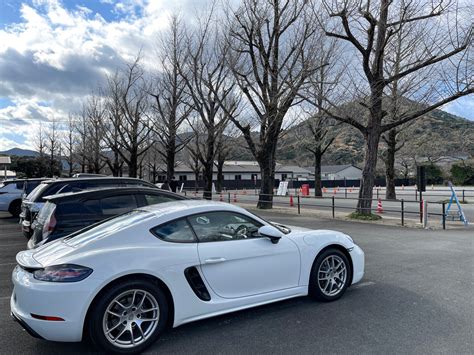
[190,211,301,299]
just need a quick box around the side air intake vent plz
[184,267,211,301]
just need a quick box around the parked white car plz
[11,200,364,353]
[0,179,44,217]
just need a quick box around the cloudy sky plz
[0,0,472,151]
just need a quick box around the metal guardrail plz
[179,188,468,230]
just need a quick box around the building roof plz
[303,165,360,174]
[0,156,12,164]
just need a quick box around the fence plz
[180,188,472,230]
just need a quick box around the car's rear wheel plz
[88,280,168,354]
[309,248,351,302]
[8,199,21,217]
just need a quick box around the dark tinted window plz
[25,180,41,194]
[151,218,196,243]
[57,199,101,217]
[100,194,138,216]
[15,181,25,189]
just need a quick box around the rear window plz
[26,183,49,201]
[65,210,154,247]
[57,199,101,217]
[100,195,138,216]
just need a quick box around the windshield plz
[65,210,155,247]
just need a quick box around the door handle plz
[204,257,226,264]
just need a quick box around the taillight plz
[42,208,57,239]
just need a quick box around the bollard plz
[462,190,465,203]
[289,195,294,207]
[345,188,347,198]
[331,196,335,218]
[228,192,231,203]
[297,195,301,214]
[419,199,423,224]
[401,199,404,226]
[442,202,446,230]
[423,200,428,229]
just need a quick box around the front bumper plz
[349,245,365,284]
[10,265,98,342]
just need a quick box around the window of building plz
[179,175,187,181]
[281,174,287,181]
[235,175,242,181]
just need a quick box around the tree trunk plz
[357,131,380,214]
[384,129,397,200]
[128,150,138,178]
[257,158,276,209]
[217,162,224,193]
[202,163,213,200]
[314,149,322,197]
[166,143,176,182]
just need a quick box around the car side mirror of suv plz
[258,225,283,244]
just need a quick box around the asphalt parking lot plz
[1,210,473,354]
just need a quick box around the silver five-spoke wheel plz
[317,255,347,297]
[102,289,160,349]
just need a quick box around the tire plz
[309,248,351,302]
[8,199,21,217]
[87,279,169,354]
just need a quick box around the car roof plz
[40,177,151,184]
[140,199,247,217]
[2,178,47,183]
[43,187,180,202]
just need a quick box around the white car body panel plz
[0,182,22,211]
[11,200,364,343]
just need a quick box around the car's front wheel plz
[88,279,168,354]
[8,199,21,217]
[309,248,351,302]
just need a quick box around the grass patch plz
[348,212,382,221]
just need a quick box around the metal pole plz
[332,196,335,218]
[442,202,446,230]
[228,192,231,203]
[184,190,187,197]
[419,199,423,224]
[423,201,428,229]
[345,188,347,199]
[401,199,404,226]
[415,189,418,201]
[376,188,379,199]
[462,190,465,203]
[297,195,300,215]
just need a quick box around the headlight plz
[33,264,93,282]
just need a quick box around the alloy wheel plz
[317,255,347,297]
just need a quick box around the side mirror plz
[258,225,283,244]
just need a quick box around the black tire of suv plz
[8,199,21,217]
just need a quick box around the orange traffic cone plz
[219,193,223,202]
[289,195,294,207]
[233,193,237,203]
[376,198,384,214]
[323,187,327,193]
[333,188,337,195]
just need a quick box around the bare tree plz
[150,15,192,182]
[34,122,46,158]
[45,118,59,177]
[105,57,153,178]
[180,9,238,200]
[63,114,78,177]
[321,0,473,214]
[225,0,322,208]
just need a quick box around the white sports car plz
[11,200,364,353]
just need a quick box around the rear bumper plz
[11,311,44,339]
[349,245,364,284]
[11,265,98,342]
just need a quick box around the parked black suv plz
[20,177,156,238]
[27,187,186,249]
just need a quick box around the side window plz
[16,181,25,190]
[57,200,100,217]
[100,195,138,216]
[151,218,196,243]
[144,194,177,206]
[188,212,263,242]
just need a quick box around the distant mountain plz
[272,107,474,167]
[0,148,39,157]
